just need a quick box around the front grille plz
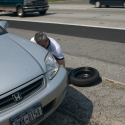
[0,78,44,110]
[32,0,45,5]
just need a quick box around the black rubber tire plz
[17,6,25,17]
[68,67,100,87]
[39,11,46,15]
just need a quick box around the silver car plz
[0,21,67,125]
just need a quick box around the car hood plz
[0,33,48,95]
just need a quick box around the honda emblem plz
[12,92,22,102]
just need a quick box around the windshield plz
[0,26,7,35]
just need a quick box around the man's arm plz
[56,59,65,67]
[53,46,65,67]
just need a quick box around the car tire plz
[17,6,25,17]
[95,1,101,8]
[39,11,46,15]
[123,1,125,8]
[68,67,100,87]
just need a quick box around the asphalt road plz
[1,20,125,43]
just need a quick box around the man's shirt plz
[30,37,64,60]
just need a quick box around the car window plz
[0,26,7,35]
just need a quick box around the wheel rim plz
[73,70,94,79]
[18,8,23,16]
[95,1,100,7]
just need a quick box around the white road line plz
[1,17,125,30]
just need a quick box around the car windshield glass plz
[0,26,7,35]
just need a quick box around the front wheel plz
[123,1,125,8]
[95,1,101,8]
[17,6,25,17]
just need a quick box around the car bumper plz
[23,5,49,12]
[0,66,67,125]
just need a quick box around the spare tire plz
[68,67,100,87]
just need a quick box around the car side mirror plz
[0,21,9,29]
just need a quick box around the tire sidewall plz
[69,67,99,87]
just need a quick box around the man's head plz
[34,32,49,48]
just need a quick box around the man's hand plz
[57,59,65,67]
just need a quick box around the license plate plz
[11,103,43,125]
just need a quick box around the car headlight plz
[45,53,59,80]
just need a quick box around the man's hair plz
[34,32,48,43]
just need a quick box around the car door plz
[101,0,123,6]
[0,0,4,10]
[4,0,22,12]
[112,0,123,6]
[101,0,112,5]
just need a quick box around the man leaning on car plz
[31,31,65,67]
